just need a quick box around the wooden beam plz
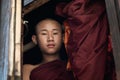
[9,0,22,80]
[105,0,120,79]
[14,0,22,79]
[23,0,50,15]
[114,0,120,25]
[9,0,15,78]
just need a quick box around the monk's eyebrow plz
[39,29,60,31]
[40,29,47,32]
[52,29,60,31]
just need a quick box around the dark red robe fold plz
[30,60,75,80]
[56,0,116,80]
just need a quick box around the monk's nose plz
[47,33,54,42]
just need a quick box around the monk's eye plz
[53,32,59,35]
[41,33,47,35]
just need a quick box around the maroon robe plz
[30,60,75,80]
[56,0,116,80]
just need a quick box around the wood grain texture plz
[23,0,50,15]
[105,0,120,79]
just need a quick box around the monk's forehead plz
[37,19,61,28]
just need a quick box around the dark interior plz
[23,0,71,65]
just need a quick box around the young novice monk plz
[23,18,75,80]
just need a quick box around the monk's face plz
[32,19,63,55]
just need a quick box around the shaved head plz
[34,18,64,35]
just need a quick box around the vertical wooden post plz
[14,0,22,79]
[105,0,120,79]
[9,0,22,80]
[9,0,15,78]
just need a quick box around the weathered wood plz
[14,0,22,78]
[0,0,10,80]
[8,0,22,80]
[114,0,120,26]
[105,0,120,79]
[9,0,15,77]
[23,0,50,15]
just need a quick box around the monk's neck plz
[42,54,60,63]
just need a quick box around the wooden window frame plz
[105,0,120,79]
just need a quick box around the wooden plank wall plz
[0,0,10,80]
[9,0,22,80]
[105,0,120,79]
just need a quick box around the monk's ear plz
[32,35,37,45]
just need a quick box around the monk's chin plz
[43,50,58,55]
